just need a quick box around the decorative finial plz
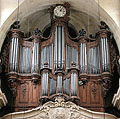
[10,21,20,30]
[34,28,41,36]
[100,21,109,30]
[79,29,86,36]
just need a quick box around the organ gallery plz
[0,2,120,119]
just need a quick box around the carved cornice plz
[1,96,116,119]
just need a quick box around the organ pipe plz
[57,75,62,93]
[63,78,70,96]
[100,37,109,72]
[10,36,19,72]
[71,72,77,96]
[32,40,39,73]
[54,26,65,71]
[80,42,87,73]
[50,78,56,95]
[67,45,78,70]
[40,44,53,69]
[42,71,48,96]
[19,47,32,73]
[88,46,100,74]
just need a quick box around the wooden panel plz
[19,82,29,103]
[79,85,88,104]
[31,83,39,103]
[90,82,101,105]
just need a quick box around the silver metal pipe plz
[57,75,62,93]
[32,42,34,71]
[54,27,57,70]
[42,73,44,95]
[92,48,93,73]
[62,26,65,69]
[12,38,16,70]
[37,43,39,72]
[26,48,28,72]
[80,44,82,71]
[58,26,61,68]
[81,43,83,71]
[103,38,106,71]
[15,37,18,71]
[85,44,87,72]
[51,44,53,69]
[34,43,36,70]
[106,38,109,70]
[83,43,85,71]
[94,48,96,73]
[14,38,17,71]
[71,73,73,95]
[76,49,78,69]
[103,38,105,70]
[101,38,104,71]
[46,72,48,95]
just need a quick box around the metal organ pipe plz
[80,42,87,73]
[42,71,48,96]
[101,37,109,72]
[50,78,56,95]
[63,78,70,96]
[103,38,106,71]
[71,72,77,96]
[57,75,62,93]
[54,27,57,70]
[40,44,53,70]
[62,26,65,69]
[19,46,32,73]
[58,26,61,68]
[101,38,104,71]
[85,44,87,72]
[12,37,16,71]
[105,38,109,71]
[32,40,39,73]
[15,38,18,71]
[10,36,19,72]
[54,26,65,71]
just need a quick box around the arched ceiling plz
[20,9,99,36]
[0,0,120,52]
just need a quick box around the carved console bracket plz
[79,73,88,86]
[101,72,112,97]
[31,73,40,85]
[7,73,19,97]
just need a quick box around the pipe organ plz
[7,4,113,113]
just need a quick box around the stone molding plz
[0,89,7,109]
[2,96,116,119]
